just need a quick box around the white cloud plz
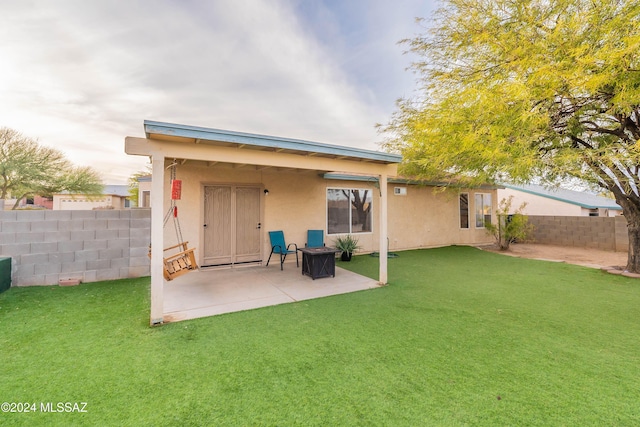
[0,0,435,183]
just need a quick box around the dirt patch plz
[478,243,627,270]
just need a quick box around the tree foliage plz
[382,0,640,270]
[0,127,103,209]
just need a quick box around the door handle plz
[203,224,208,228]
[257,222,261,229]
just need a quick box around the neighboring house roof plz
[103,185,130,197]
[503,183,621,210]
[143,120,402,165]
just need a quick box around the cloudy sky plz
[1,0,437,184]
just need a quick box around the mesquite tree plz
[0,127,103,208]
[382,0,640,271]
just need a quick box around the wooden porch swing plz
[151,160,198,281]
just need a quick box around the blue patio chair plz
[306,229,325,248]
[266,231,299,270]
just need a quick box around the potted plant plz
[334,234,360,261]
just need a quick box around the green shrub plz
[485,196,533,250]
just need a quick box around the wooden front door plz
[203,185,261,266]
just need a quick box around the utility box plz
[0,257,11,294]
[393,187,407,196]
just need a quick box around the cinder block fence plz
[0,209,150,286]
[0,210,629,286]
[527,215,628,252]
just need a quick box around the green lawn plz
[1,246,639,426]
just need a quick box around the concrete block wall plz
[0,209,150,286]
[614,215,629,252]
[527,215,628,252]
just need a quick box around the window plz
[475,193,492,228]
[459,193,469,229]
[327,188,372,234]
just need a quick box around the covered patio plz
[163,263,381,322]
[125,120,401,325]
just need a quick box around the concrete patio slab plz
[163,263,381,322]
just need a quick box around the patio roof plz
[322,173,503,189]
[144,120,402,165]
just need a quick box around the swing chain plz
[163,160,185,245]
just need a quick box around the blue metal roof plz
[504,183,621,210]
[144,120,402,164]
[322,173,501,189]
[323,173,433,184]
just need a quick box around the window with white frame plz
[327,188,372,234]
[459,193,469,229]
[475,193,492,228]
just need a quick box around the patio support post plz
[150,153,165,325]
[379,173,388,285]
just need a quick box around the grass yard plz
[1,246,639,426]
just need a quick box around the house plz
[0,196,53,211]
[30,195,54,210]
[3,186,132,211]
[1,195,53,210]
[137,175,152,208]
[125,120,498,324]
[498,183,622,217]
[52,185,132,210]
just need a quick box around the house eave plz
[322,173,502,189]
